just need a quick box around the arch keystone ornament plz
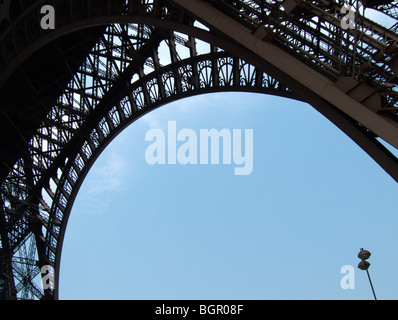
[1,0,398,300]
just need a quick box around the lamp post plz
[357,248,377,300]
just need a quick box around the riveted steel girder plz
[1,0,398,300]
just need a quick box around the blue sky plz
[58,91,398,300]
[56,7,398,300]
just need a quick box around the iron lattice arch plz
[1,0,398,300]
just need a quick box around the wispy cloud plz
[86,151,127,195]
[72,146,130,218]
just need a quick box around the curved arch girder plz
[1,33,300,299]
[45,55,300,300]
[1,0,398,300]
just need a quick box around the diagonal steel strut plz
[173,0,398,150]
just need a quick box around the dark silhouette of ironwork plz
[1,0,398,300]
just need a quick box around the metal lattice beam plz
[1,0,398,300]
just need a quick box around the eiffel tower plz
[1,0,398,300]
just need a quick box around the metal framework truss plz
[1,0,398,299]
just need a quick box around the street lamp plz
[357,248,377,300]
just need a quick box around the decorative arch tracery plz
[1,0,398,300]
